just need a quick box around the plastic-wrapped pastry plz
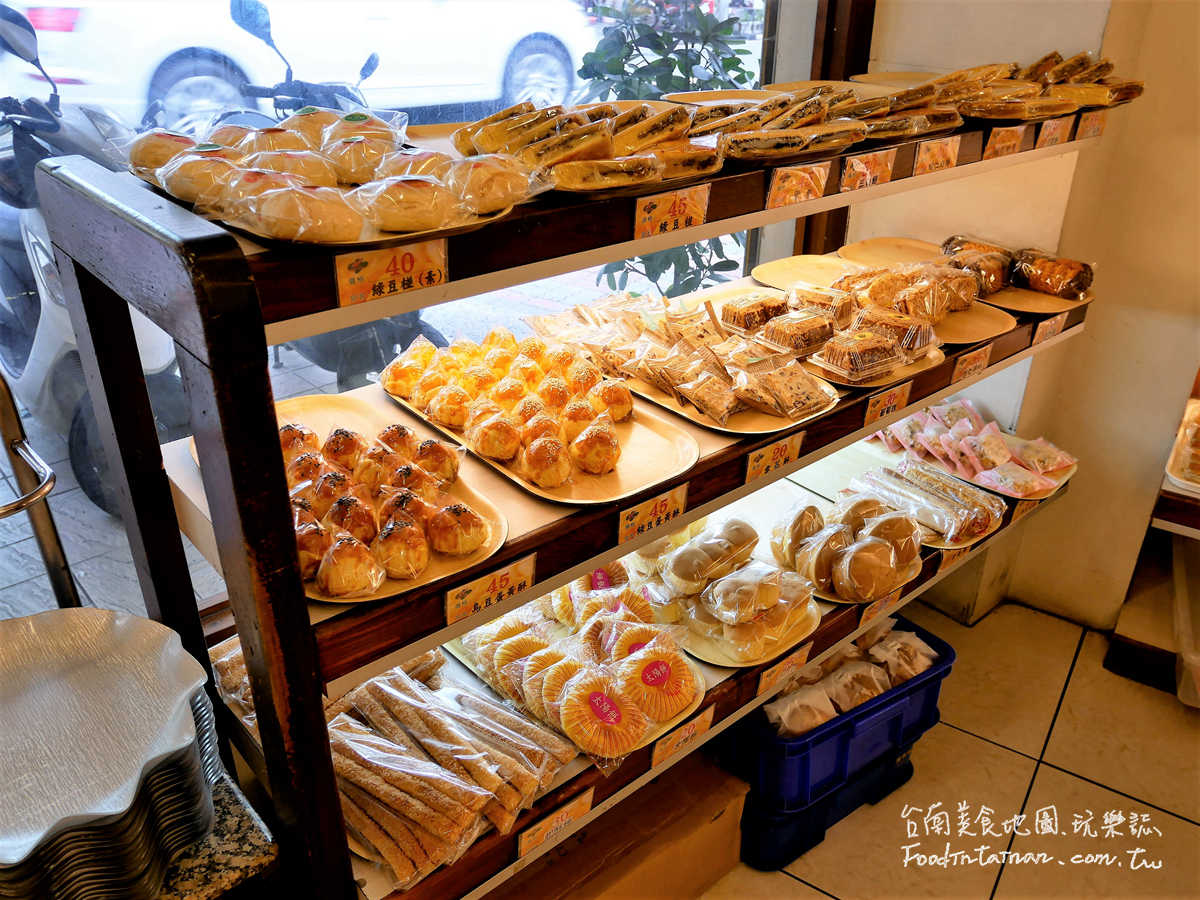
[409,370,450,410]
[569,415,621,475]
[676,370,742,426]
[389,463,442,502]
[286,451,326,490]
[322,493,378,545]
[602,622,669,660]
[490,376,528,412]
[521,436,572,488]
[295,515,332,580]
[321,427,368,470]
[974,460,1056,497]
[786,284,856,329]
[616,646,695,723]
[324,135,395,184]
[757,363,831,419]
[869,631,938,684]
[587,380,633,422]
[946,250,1010,296]
[375,146,454,180]
[811,330,902,383]
[1017,51,1062,82]
[376,424,420,460]
[371,515,429,580]
[521,413,563,447]
[413,439,459,483]
[762,309,835,355]
[510,395,547,424]
[482,347,517,377]
[427,503,487,555]
[794,524,854,592]
[540,659,585,729]
[699,561,782,625]
[559,671,649,759]
[720,292,789,330]
[456,365,499,397]
[958,97,1077,119]
[466,398,505,432]
[352,445,405,495]
[566,360,604,397]
[848,308,938,360]
[541,347,578,378]
[399,334,437,368]
[279,422,321,466]
[519,648,565,720]
[886,82,936,111]
[425,384,472,428]
[467,413,521,462]
[771,503,826,567]
[1010,249,1093,299]
[316,532,386,598]
[307,470,351,519]
[380,357,424,398]
[377,487,437,530]
[1043,51,1092,84]
[822,660,891,713]
[535,376,572,414]
[561,398,598,444]
[858,511,922,567]
[848,469,973,542]
[493,633,550,701]
[506,355,545,392]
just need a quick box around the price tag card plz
[982,125,1028,160]
[634,184,711,240]
[1012,499,1038,522]
[335,240,447,307]
[864,381,913,426]
[745,431,805,484]
[1032,311,1069,346]
[939,546,972,573]
[952,343,993,383]
[1077,109,1107,139]
[913,135,962,175]
[1036,116,1075,148]
[757,643,812,696]
[651,705,716,768]
[839,148,898,192]
[517,787,595,858]
[862,588,903,625]
[619,483,688,544]
[445,553,536,626]
[766,161,832,208]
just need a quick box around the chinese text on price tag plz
[862,588,903,624]
[865,381,913,426]
[651,706,716,768]
[983,125,1027,160]
[1012,499,1038,522]
[517,787,595,858]
[745,431,805,484]
[939,546,971,573]
[634,184,711,240]
[766,161,831,208]
[952,344,993,383]
[1036,116,1075,148]
[445,553,536,625]
[840,148,897,192]
[619,484,688,544]
[1032,312,1069,346]
[757,643,812,696]
[335,239,447,307]
[1077,109,1107,139]
[913,135,961,175]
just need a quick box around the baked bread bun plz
[376,148,454,180]
[279,106,342,146]
[552,155,664,191]
[241,149,338,186]
[279,423,321,466]
[410,370,450,409]
[566,360,603,397]
[376,423,420,460]
[321,427,368,470]
[512,395,547,424]
[559,672,648,758]
[794,524,854,593]
[483,326,519,352]
[535,376,571,414]
[770,504,826,568]
[377,487,436,529]
[316,533,384,597]
[466,398,505,431]
[489,376,527,412]
[483,347,517,377]
[828,496,888,535]
[351,445,404,496]
[832,537,897,602]
[413,438,459,483]
[446,155,532,214]
[352,175,458,232]
[521,413,563,447]
[389,464,442,502]
[425,384,472,428]
[321,111,397,145]
[467,414,521,462]
[158,154,240,203]
[310,470,353,519]
[428,503,487,555]
[206,123,253,148]
[858,511,922,567]
[237,127,311,156]
[507,354,545,391]
[326,136,394,185]
[129,129,196,170]
[521,436,571,488]
[371,515,429,580]
[561,398,598,444]
[458,364,497,397]
[295,518,332,581]
[380,358,424,399]
[241,185,363,242]
[285,451,325,490]
[322,493,378,546]
[213,168,302,212]
[541,347,577,377]
[569,417,621,474]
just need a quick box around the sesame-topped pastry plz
[321,427,368,470]
[427,502,488,555]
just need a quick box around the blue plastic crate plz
[718,615,954,813]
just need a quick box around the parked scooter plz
[0,3,189,513]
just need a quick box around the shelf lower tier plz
[1151,479,1200,541]
[170,306,1085,685]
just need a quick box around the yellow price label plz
[1036,116,1075,148]
[745,431,805,484]
[444,553,536,626]
[951,343,993,384]
[517,787,595,858]
[634,184,711,240]
[862,587,903,625]
[619,483,688,544]
[757,643,812,696]
[335,239,447,307]
[864,381,913,426]
[651,705,716,768]
[939,546,972,573]
[1032,312,1069,346]
[983,125,1028,160]
[1077,109,1107,139]
[1012,499,1038,522]
[839,148,897,192]
[913,135,962,175]
[766,161,831,208]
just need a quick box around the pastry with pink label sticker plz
[616,647,698,723]
[559,673,649,758]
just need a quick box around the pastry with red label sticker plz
[560,672,649,757]
[493,633,550,702]
[616,647,696,723]
[604,622,668,660]
[540,659,585,730]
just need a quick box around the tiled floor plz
[705,601,1200,900]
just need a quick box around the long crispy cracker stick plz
[339,791,416,884]
[340,781,434,877]
[451,687,578,764]
[332,750,462,844]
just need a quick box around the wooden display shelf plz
[170,305,1086,683]
[1151,480,1200,541]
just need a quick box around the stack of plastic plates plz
[0,609,217,900]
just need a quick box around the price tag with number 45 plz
[445,553,536,625]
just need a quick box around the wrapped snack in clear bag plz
[325,135,396,184]
[857,511,922,567]
[196,166,302,216]
[554,666,651,762]
[371,515,429,580]
[676,369,743,425]
[821,660,892,713]
[941,234,1011,257]
[887,413,927,454]
[771,502,826,568]
[445,154,547,214]
[700,560,782,625]
[874,427,903,453]
[614,639,698,723]
[849,308,939,362]
[730,365,786,416]
[946,249,1011,296]
[155,149,240,203]
[349,175,464,232]
[832,536,898,602]
[894,455,1007,533]
[855,615,897,650]
[317,530,386,597]
[127,128,197,175]
[764,683,837,737]
[719,291,789,330]
[849,470,973,543]
[322,110,406,146]
[785,283,855,328]
[241,148,338,186]
[448,101,534,155]
[1001,434,1077,474]
[793,524,854,593]
[928,398,984,432]
[238,126,313,156]
[376,147,455,180]
[960,421,1012,473]
[230,184,365,243]
[975,460,1056,497]
[868,631,938,685]
[636,576,687,624]
[914,420,951,464]
[1010,248,1094,299]
[761,308,835,356]
[810,328,903,383]
[658,516,758,594]
[827,495,889,534]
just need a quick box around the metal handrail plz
[0,438,55,520]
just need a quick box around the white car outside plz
[5,0,600,127]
